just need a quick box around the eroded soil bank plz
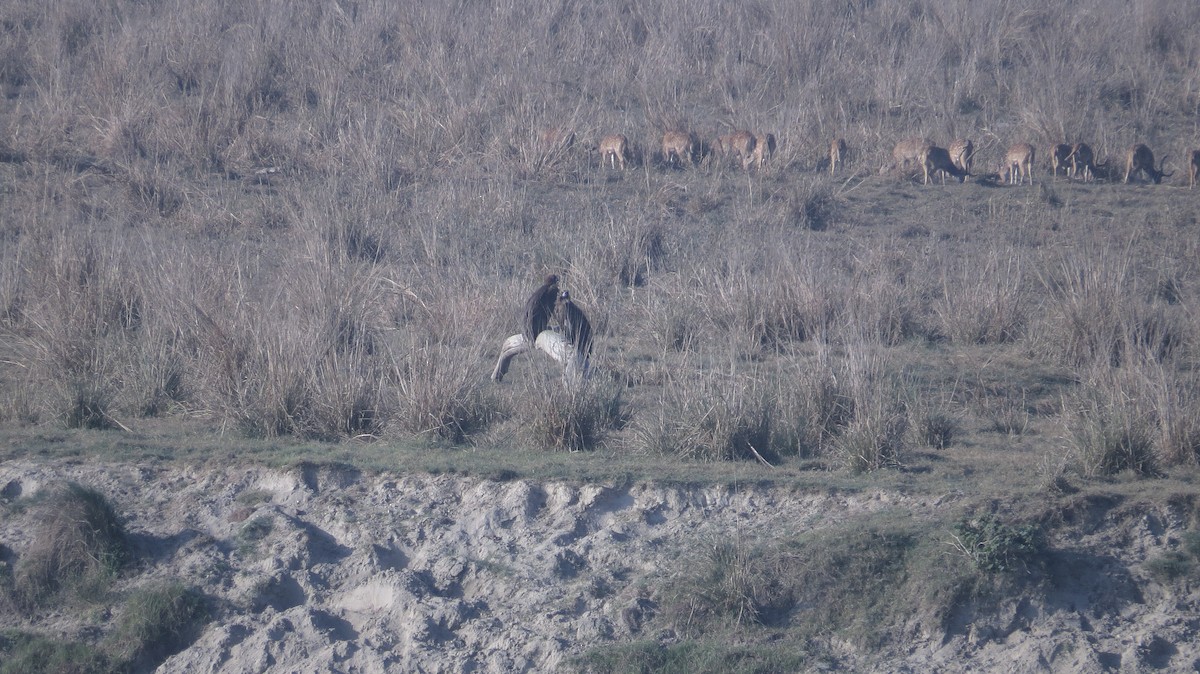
[2,460,1198,673]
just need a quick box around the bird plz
[554,290,593,357]
[523,274,560,343]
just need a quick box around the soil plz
[2,459,1199,673]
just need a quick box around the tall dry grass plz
[1,0,1199,477]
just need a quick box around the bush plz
[832,349,907,472]
[628,371,772,462]
[12,484,128,609]
[524,378,623,453]
[950,514,1045,574]
[106,583,207,669]
[1065,371,1158,477]
[0,631,112,674]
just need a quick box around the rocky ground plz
[2,459,1199,673]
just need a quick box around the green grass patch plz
[949,514,1046,574]
[236,515,274,557]
[106,582,208,668]
[574,639,814,674]
[660,514,979,650]
[0,631,113,674]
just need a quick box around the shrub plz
[1145,551,1193,583]
[935,252,1027,345]
[0,631,112,674]
[950,514,1045,574]
[671,522,949,651]
[662,539,786,632]
[12,484,128,609]
[831,349,907,472]
[236,516,274,557]
[391,338,498,444]
[1065,370,1158,477]
[523,377,623,452]
[916,409,958,450]
[106,583,207,669]
[628,371,772,462]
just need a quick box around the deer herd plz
[552,127,1199,188]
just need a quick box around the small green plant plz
[950,515,1045,574]
[920,412,957,449]
[236,516,274,556]
[691,542,766,627]
[575,639,812,674]
[1145,531,1200,583]
[234,489,273,507]
[12,483,129,609]
[1145,551,1192,582]
[106,582,207,668]
[0,631,112,674]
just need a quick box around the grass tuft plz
[106,583,207,669]
[11,483,128,610]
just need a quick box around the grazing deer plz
[830,137,848,174]
[714,130,757,170]
[661,130,696,168]
[1049,143,1073,179]
[1189,149,1200,189]
[921,144,970,185]
[1124,143,1173,184]
[948,138,974,175]
[598,134,629,170]
[752,132,776,169]
[1066,143,1101,183]
[1004,143,1036,185]
[892,137,935,178]
[539,128,575,154]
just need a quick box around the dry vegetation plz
[1,0,1199,475]
[1,0,1200,665]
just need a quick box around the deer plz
[1124,143,1173,184]
[892,137,935,179]
[830,137,848,174]
[714,130,757,170]
[1066,143,1102,183]
[921,144,970,185]
[948,138,974,176]
[1049,143,1073,179]
[598,134,629,170]
[1003,143,1036,185]
[752,132,777,169]
[1189,149,1200,189]
[539,128,575,154]
[661,130,696,168]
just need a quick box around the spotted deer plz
[661,130,696,168]
[830,137,848,174]
[921,144,970,185]
[1123,144,1173,184]
[1004,143,1036,185]
[892,137,935,178]
[752,132,777,169]
[948,138,974,176]
[715,130,757,170]
[598,134,629,170]
[1049,143,1073,179]
[1066,143,1101,183]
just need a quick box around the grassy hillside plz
[0,0,1199,482]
